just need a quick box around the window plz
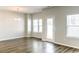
[39,19,42,32]
[67,14,79,38]
[47,18,53,39]
[33,18,42,33]
[27,18,31,33]
[33,19,38,32]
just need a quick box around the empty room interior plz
[0,6,79,53]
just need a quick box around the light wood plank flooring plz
[0,37,78,53]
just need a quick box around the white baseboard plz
[53,41,79,49]
[42,38,79,49]
[0,36,25,41]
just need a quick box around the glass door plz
[47,18,53,40]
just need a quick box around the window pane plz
[67,26,79,38]
[33,19,38,32]
[67,15,79,26]
[47,18,53,39]
[27,19,31,33]
[39,19,42,32]
[67,14,79,38]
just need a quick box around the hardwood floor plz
[0,37,79,53]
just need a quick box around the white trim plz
[53,41,79,49]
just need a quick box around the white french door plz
[46,18,54,42]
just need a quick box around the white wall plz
[0,10,25,41]
[31,6,79,49]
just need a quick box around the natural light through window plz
[27,18,31,33]
[33,19,38,32]
[47,18,53,39]
[39,19,42,32]
[33,18,42,33]
[67,14,79,38]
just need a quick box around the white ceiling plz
[0,6,48,13]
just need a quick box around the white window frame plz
[38,19,42,32]
[33,18,42,33]
[66,14,79,38]
[33,19,39,32]
[46,17,54,39]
